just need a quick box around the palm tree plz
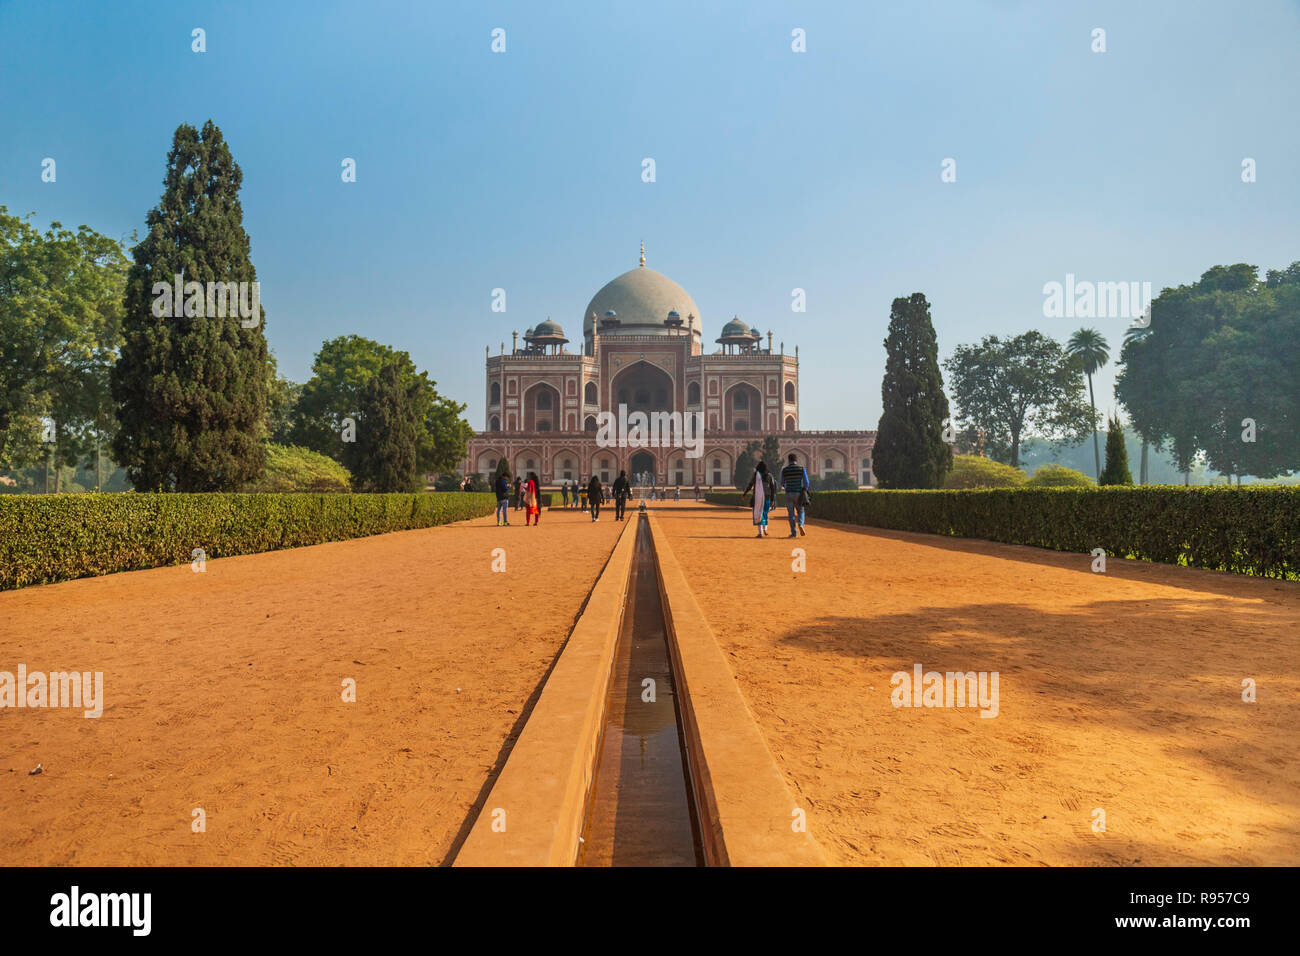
[1067,328,1110,479]
[1123,324,1153,483]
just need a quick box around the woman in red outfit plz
[524,472,541,526]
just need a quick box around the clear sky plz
[2,0,1297,430]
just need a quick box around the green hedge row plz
[704,487,1300,578]
[0,492,497,590]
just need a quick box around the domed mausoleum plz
[462,245,875,489]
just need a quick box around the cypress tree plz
[347,362,420,492]
[734,444,757,491]
[1099,415,1134,485]
[872,293,953,488]
[111,120,269,491]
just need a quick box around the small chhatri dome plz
[524,316,568,352]
[720,316,751,336]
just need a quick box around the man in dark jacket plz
[612,470,630,521]
[588,475,604,522]
[494,471,511,526]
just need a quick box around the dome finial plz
[639,240,645,268]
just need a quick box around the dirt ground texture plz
[652,501,1300,866]
[0,504,622,865]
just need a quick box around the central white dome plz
[583,266,701,337]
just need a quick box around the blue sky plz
[2,0,1297,430]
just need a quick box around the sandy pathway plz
[652,501,1299,866]
[0,504,622,865]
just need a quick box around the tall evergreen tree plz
[347,362,420,492]
[734,441,759,491]
[872,293,953,488]
[111,120,269,491]
[1099,415,1133,485]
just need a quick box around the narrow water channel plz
[578,514,705,866]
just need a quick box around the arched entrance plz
[612,361,674,416]
[630,450,657,485]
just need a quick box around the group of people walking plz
[741,453,811,538]
[490,454,811,538]
[493,471,624,525]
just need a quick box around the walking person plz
[741,460,775,537]
[588,474,604,521]
[524,471,541,527]
[561,482,569,508]
[513,475,523,511]
[780,453,811,537]
[579,478,587,512]
[612,469,630,521]
[694,482,701,501]
[494,469,511,526]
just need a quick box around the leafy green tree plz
[290,334,472,474]
[1099,415,1133,485]
[1117,262,1300,483]
[761,435,781,470]
[872,293,953,488]
[346,362,420,492]
[944,331,1091,468]
[266,353,302,444]
[1120,324,1155,483]
[111,121,270,491]
[0,208,128,478]
[1066,328,1109,478]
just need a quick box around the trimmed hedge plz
[705,487,1300,578]
[0,492,496,590]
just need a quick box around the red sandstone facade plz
[462,256,875,488]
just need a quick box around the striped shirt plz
[780,462,809,493]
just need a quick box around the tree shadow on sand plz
[772,598,1300,837]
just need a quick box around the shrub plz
[245,444,352,493]
[0,492,496,590]
[802,486,1299,578]
[811,471,858,491]
[943,455,1027,489]
[1026,464,1095,487]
